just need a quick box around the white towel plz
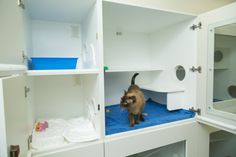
[31,119,68,149]
[31,118,98,150]
[63,117,98,143]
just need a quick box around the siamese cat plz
[120,73,145,127]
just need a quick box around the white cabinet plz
[0,0,104,157]
[1,0,236,157]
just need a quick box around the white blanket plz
[31,117,98,150]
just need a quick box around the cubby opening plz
[24,0,100,74]
[25,74,101,154]
[103,2,197,135]
[128,141,186,157]
[210,130,236,157]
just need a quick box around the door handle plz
[10,145,20,157]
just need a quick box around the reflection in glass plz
[213,23,236,114]
[176,65,186,81]
[128,141,185,157]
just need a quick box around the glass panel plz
[213,23,236,115]
[210,130,236,157]
[128,141,185,157]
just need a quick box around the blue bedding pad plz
[105,99,195,135]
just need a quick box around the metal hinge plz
[22,51,28,63]
[98,104,101,111]
[190,22,202,30]
[17,0,25,9]
[24,86,30,98]
[190,66,202,73]
[28,135,32,150]
[189,107,201,115]
[96,33,98,40]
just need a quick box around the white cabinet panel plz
[0,75,29,157]
[196,2,236,134]
[0,0,26,64]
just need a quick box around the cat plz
[120,73,145,127]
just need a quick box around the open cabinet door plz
[196,2,236,134]
[0,0,26,65]
[0,75,29,157]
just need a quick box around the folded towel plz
[63,117,98,143]
[31,118,98,150]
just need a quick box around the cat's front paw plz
[140,117,145,121]
[130,124,134,127]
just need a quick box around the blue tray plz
[31,57,78,70]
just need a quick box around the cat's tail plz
[131,73,139,85]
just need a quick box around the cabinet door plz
[196,2,236,134]
[36,142,104,157]
[0,0,26,64]
[0,75,29,157]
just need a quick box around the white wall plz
[104,29,152,69]
[31,20,82,58]
[33,75,86,119]
[106,0,236,14]
[149,20,197,109]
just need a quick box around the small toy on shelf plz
[35,121,49,132]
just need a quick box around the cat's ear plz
[130,96,136,103]
[124,90,127,95]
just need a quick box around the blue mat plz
[213,99,222,102]
[105,99,195,135]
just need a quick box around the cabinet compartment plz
[24,0,100,71]
[26,74,102,156]
[103,1,197,136]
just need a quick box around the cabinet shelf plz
[105,68,163,73]
[27,69,100,76]
[0,64,27,76]
[140,84,185,93]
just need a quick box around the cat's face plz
[120,91,136,108]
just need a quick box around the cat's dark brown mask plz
[120,90,136,108]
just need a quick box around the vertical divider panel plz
[0,76,29,157]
